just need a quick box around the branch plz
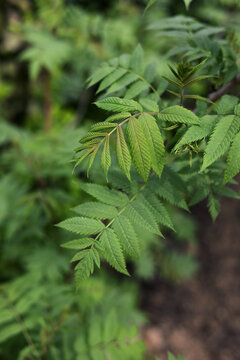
[208,73,240,102]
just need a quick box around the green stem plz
[180,88,184,106]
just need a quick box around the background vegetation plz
[0,0,239,359]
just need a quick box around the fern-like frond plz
[58,181,166,281]
[88,44,159,100]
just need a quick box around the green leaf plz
[95,97,142,113]
[75,249,97,281]
[224,131,240,183]
[173,115,217,151]
[72,202,118,219]
[61,238,94,250]
[57,217,105,235]
[113,215,140,259]
[77,183,128,207]
[158,105,200,125]
[101,136,111,177]
[87,146,99,176]
[139,98,159,112]
[106,73,138,94]
[131,44,144,75]
[150,176,188,210]
[214,95,239,115]
[207,193,220,221]
[189,187,210,206]
[116,126,131,180]
[90,122,117,132]
[74,148,94,169]
[127,117,151,181]
[234,104,240,116]
[124,81,149,99]
[183,75,213,88]
[97,68,127,93]
[139,113,165,177]
[79,132,107,144]
[162,75,182,89]
[100,228,129,275]
[145,0,157,13]
[88,66,115,87]
[105,112,131,123]
[125,199,161,235]
[201,115,240,171]
[142,191,174,230]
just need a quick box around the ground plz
[142,189,240,360]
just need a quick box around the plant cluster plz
[0,0,239,359]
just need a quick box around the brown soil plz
[142,195,240,360]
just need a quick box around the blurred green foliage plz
[0,0,239,359]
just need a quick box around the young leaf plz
[224,131,240,183]
[201,115,240,171]
[57,217,105,235]
[127,117,151,181]
[101,136,111,177]
[95,97,142,113]
[183,75,213,88]
[139,113,165,177]
[116,126,131,180]
[100,228,129,275]
[158,105,200,125]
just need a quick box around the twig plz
[208,73,240,102]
